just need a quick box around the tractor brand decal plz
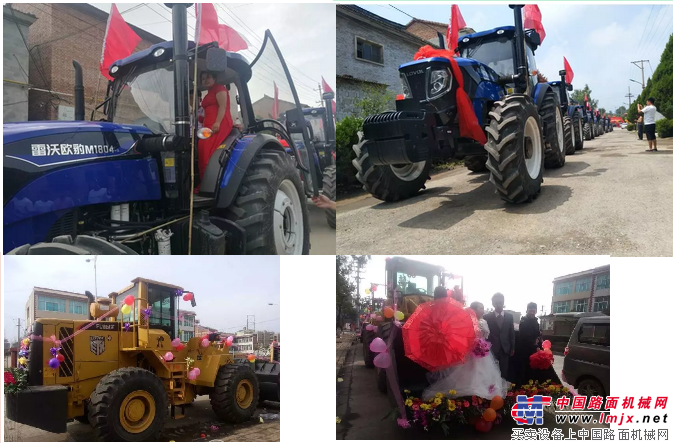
[405,69,424,76]
[90,335,106,356]
[78,322,119,331]
[30,143,120,157]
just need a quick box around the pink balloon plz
[201,338,210,348]
[542,340,552,350]
[171,338,181,348]
[365,324,376,331]
[373,352,391,369]
[226,336,234,346]
[193,367,201,376]
[187,370,197,380]
[164,352,174,361]
[369,337,387,353]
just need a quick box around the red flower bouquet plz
[472,338,491,358]
[4,371,16,385]
[529,350,554,369]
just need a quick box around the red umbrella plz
[402,297,478,371]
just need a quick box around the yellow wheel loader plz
[7,278,280,441]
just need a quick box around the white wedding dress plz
[422,319,509,400]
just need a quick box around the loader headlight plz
[399,73,412,99]
[428,68,452,99]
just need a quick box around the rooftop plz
[32,287,87,299]
[553,265,610,283]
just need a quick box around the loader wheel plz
[362,327,375,368]
[464,155,488,172]
[210,364,259,423]
[563,116,575,156]
[352,134,432,202]
[224,148,310,255]
[540,92,565,168]
[88,367,167,441]
[574,113,584,151]
[322,164,336,229]
[7,235,137,255]
[484,94,544,203]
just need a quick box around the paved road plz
[4,396,279,442]
[337,130,673,256]
[308,200,336,255]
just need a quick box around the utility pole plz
[354,257,364,329]
[631,60,648,91]
[314,83,324,106]
[16,318,22,343]
[246,315,255,333]
[625,86,634,108]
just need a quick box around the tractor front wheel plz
[464,155,488,172]
[563,116,575,156]
[540,93,566,168]
[88,367,167,442]
[210,364,260,423]
[322,164,336,229]
[352,134,432,202]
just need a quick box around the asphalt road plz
[308,200,336,255]
[337,129,673,256]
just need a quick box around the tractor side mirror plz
[528,31,541,46]
[206,47,228,72]
[567,84,573,91]
[322,91,335,100]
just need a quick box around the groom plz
[483,292,515,381]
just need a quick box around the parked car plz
[620,122,628,129]
[562,316,610,397]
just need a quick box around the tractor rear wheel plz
[563,116,575,156]
[210,364,260,423]
[573,113,584,151]
[224,148,310,255]
[464,155,488,172]
[540,92,566,168]
[484,94,544,203]
[583,121,592,141]
[322,164,336,229]
[352,134,432,202]
[88,367,167,442]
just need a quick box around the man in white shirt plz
[638,98,658,151]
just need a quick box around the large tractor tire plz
[210,364,260,423]
[8,235,137,255]
[540,92,566,168]
[375,322,393,393]
[583,121,592,141]
[88,367,168,442]
[573,113,584,151]
[563,115,575,156]
[484,94,544,203]
[362,327,375,368]
[464,155,488,172]
[352,134,432,202]
[322,164,336,229]
[224,148,310,255]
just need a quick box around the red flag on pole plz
[523,5,546,44]
[446,5,467,55]
[100,4,141,81]
[322,76,334,94]
[217,24,248,52]
[195,4,248,52]
[272,82,279,119]
[563,57,574,85]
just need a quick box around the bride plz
[422,301,509,400]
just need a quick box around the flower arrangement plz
[529,350,554,370]
[472,338,491,358]
[4,368,28,394]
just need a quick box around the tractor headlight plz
[428,68,452,100]
[399,73,412,99]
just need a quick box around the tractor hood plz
[3,121,153,144]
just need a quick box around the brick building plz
[251,95,307,121]
[4,6,37,122]
[10,3,163,121]
[405,18,447,46]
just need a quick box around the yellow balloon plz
[18,357,27,365]
[121,304,132,315]
[365,288,371,294]
[394,311,405,321]
[22,338,30,346]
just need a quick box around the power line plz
[388,3,445,37]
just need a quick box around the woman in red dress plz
[198,71,233,180]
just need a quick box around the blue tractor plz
[352,5,566,204]
[549,69,584,154]
[4,4,320,255]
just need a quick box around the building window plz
[572,299,587,313]
[554,282,573,296]
[38,296,65,313]
[552,300,571,313]
[184,316,194,327]
[593,296,609,312]
[180,331,194,342]
[578,323,609,346]
[575,278,592,292]
[356,37,383,64]
[69,301,87,315]
[596,274,610,290]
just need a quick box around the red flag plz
[523,5,546,44]
[322,76,334,94]
[217,24,248,52]
[563,57,574,85]
[100,4,141,81]
[195,4,247,52]
[272,82,279,119]
[446,5,467,55]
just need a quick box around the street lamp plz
[268,303,279,306]
[85,256,98,298]
[630,79,643,88]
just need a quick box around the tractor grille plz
[58,327,74,377]
[45,210,78,241]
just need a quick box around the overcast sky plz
[92,3,336,107]
[354,255,609,318]
[3,256,280,342]
[361,3,672,112]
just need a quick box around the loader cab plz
[385,257,445,297]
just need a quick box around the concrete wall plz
[3,7,36,122]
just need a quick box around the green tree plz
[571,84,599,109]
[352,84,395,118]
[615,105,627,116]
[628,34,673,121]
[336,255,356,331]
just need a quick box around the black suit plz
[484,311,515,381]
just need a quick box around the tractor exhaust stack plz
[72,60,85,121]
[510,5,528,94]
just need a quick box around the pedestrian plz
[638,98,658,151]
[433,285,447,299]
[637,114,644,140]
[482,292,515,382]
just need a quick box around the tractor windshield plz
[305,113,326,143]
[111,61,175,133]
[462,39,515,78]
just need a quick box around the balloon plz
[373,352,391,369]
[383,307,394,319]
[193,367,201,376]
[482,408,496,422]
[18,357,27,366]
[490,395,504,410]
[57,354,65,363]
[394,311,404,321]
[201,338,210,348]
[164,352,174,362]
[365,288,371,294]
[369,337,387,353]
[124,295,135,306]
[176,344,185,352]
[365,324,376,331]
[371,285,377,292]
[475,417,493,432]
[48,358,60,369]
[121,304,131,315]
[247,354,256,363]
[171,338,181,348]
[22,338,30,346]
[187,370,197,380]
[183,293,194,302]
[542,340,552,350]
[226,336,234,346]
